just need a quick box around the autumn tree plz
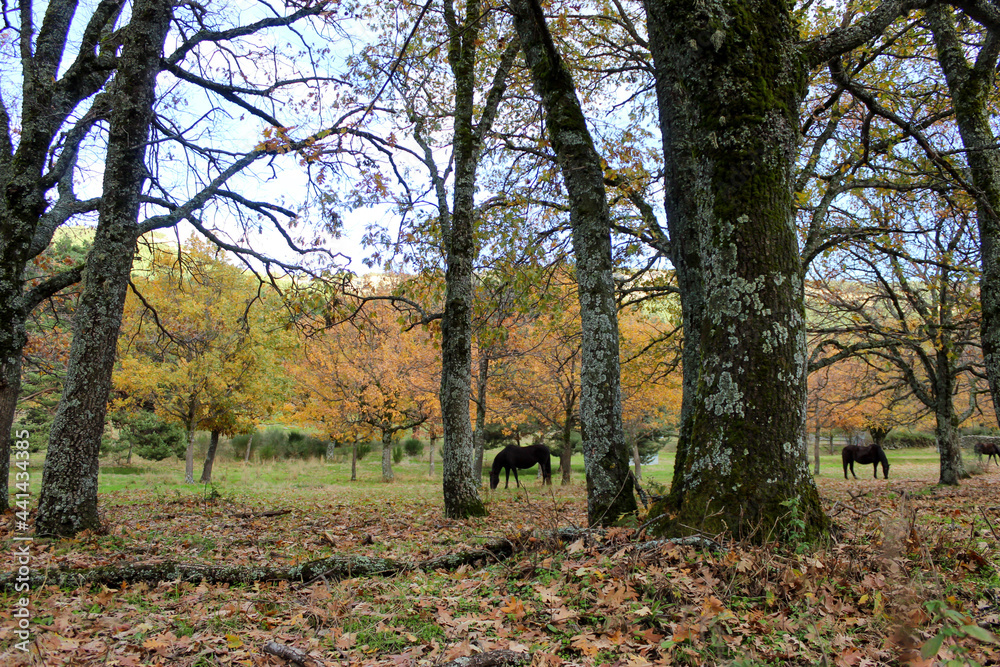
[619,302,682,481]
[35,0,174,535]
[499,280,583,486]
[27,0,351,534]
[808,191,984,484]
[289,278,436,483]
[925,7,1000,435]
[627,0,1000,539]
[114,239,293,483]
[510,0,638,526]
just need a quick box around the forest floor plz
[1,450,999,666]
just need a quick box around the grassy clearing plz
[2,447,999,666]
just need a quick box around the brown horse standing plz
[842,443,890,479]
[975,441,1000,466]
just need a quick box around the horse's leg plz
[513,468,521,489]
[505,467,511,489]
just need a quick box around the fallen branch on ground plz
[263,641,326,667]
[0,527,728,591]
[0,537,516,591]
[234,509,292,518]
[440,650,531,667]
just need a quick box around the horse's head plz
[882,461,890,478]
[489,469,500,489]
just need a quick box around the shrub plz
[287,430,329,458]
[403,437,423,457]
[393,444,404,464]
[109,411,186,461]
[254,426,291,460]
[883,430,935,449]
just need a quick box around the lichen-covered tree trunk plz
[35,0,172,536]
[0,0,118,512]
[642,0,827,540]
[200,430,221,483]
[184,402,199,484]
[510,0,636,526]
[439,0,490,519]
[934,348,967,485]
[927,8,1000,441]
[381,431,394,482]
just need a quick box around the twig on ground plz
[979,506,1000,542]
[234,509,292,519]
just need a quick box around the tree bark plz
[200,430,221,483]
[632,438,642,482]
[439,0,490,519]
[184,400,199,484]
[927,8,1000,446]
[243,432,255,462]
[510,0,636,526]
[381,431,394,482]
[642,0,828,540]
[35,0,173,536]
[473,355,489,483]
[934,349,967,485]
[351,440,358,481]
[0,0,120,512]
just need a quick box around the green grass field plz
[83,445,961,498]
[5,445,1000,666]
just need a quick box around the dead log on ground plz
[0,537,515,591]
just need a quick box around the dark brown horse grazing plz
[842,443,890,479]
[975,441,1000,466]
[490,444,552,489]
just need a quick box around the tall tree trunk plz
[200,430,221,483]
[429,426,437,476]
[0,0,118,513]
[934,349,967,485]
[35,0,172,536]
[510,0,637,527]
[927,8,1000,439]
[183,399,199,484]
[0,355,24,512]
[381,431,394,482]
[439,0,488,519]
[243,432,255,462]
[560,404,574,486]
[473,355,489,482]
[642,0,827,540]
[351,440,358,482]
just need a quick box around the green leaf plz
[961,625,998,643]
[920,632,945,659]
